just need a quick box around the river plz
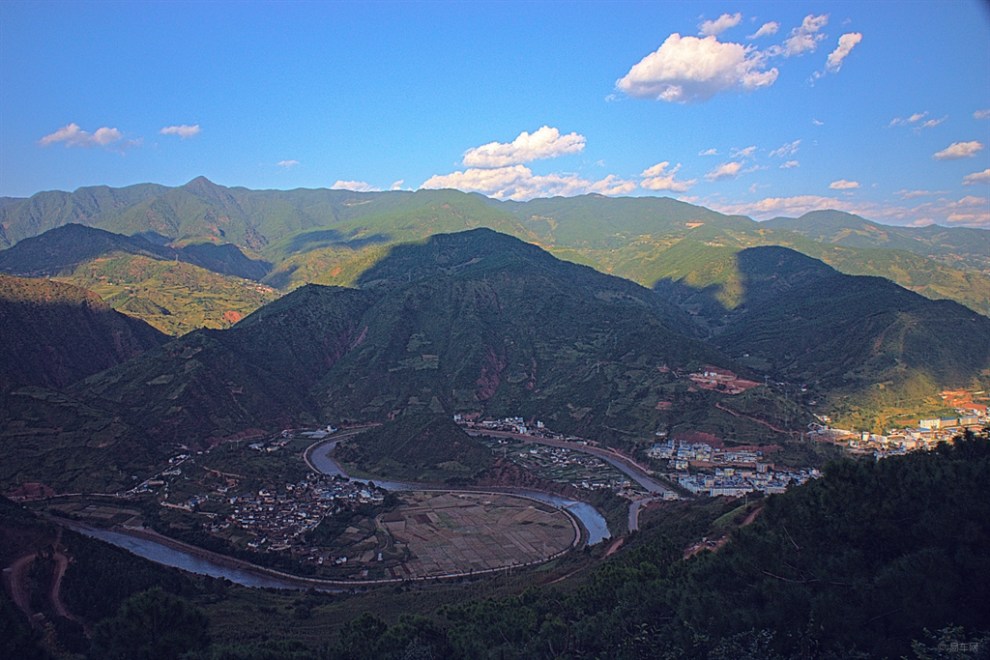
[63,522,339,591]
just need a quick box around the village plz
[810,389,988,460]
[115,385,986,570]
[204,473,386,563]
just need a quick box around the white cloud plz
[331,180,379,192]
[462,126,585,167]
[699,12,741,37]
[944,196,990,226]
[731,145,756,158]
[974,109,990,120]
[812,118,824,126]
[390,179,405,190]
[39,122,124,148]
[824,32,862,73]
[748,21,779,39]
[769,139,801,158]
[160,124,201,139]
[615,33,778,103]
[639,162,696,192]
[890,112,923,126]
[896,189,944,199]
[933,141,984,160]
[780,14,829,57]
[780,160,800,169]
[421,165,635,201]
[889,111,945,131]
[705,161,743,181]
[829,179,860,190]
[276,160,299,168]
[698,148,718,156]
[711,193,990,228]
[963,169,990,185]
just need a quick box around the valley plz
[1,187,988,660]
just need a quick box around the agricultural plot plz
[380,492,577,579]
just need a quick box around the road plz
[463,429,674,496]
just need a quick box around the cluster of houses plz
[455,414,550,437]
[647,438,819,498]
[506,444,635,493]
[205,473,384,558]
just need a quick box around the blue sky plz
[2,1,988,227]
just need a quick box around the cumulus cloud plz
[974,109,990,120]
[331,180,379,192]
[933,141,984,160]
[731,145,756,158]
[39,123,124,148]
[748,21,779,39]
[829,179,860,190]
[769,139,801,158]
[780,160,800,169]
[780,14,828,56]
[615,33,778,103]
[698,148,718,156]
[812,118,824,126]
[639,162,696,192]
[963,169,990,185]
[699,12,741,37]
[276,160,300,168]
[390,179,405,190]
[421,165,635,201]
[824,32,862,72]
[462,126,585,167]
[160,124,201,139]
[705,161,743,181]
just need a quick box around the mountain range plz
[2,178,988,328]
[2,225,987,493]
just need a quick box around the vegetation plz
[3,180,987,317]
[318,431,990,659]
[335,414,494,483]
[0,273,166,391]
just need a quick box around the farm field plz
[381,492,578,579]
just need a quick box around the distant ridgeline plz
[1,178,988,317]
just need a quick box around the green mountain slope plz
[56,230,790,470]
[0,274,167,391]
[701,247,990,428]
[0,224,280,334]
[765,209,990,270]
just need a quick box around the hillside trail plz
[714,401,799,436]
[3,527,87,632]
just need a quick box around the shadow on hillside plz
[652,245,833,311]
[178,243,272,281]
[284,229,392,255]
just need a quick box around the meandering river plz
[58,435,610,591]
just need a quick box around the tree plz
[89,587,209,659]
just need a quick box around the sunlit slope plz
[0,274,167,391]
[3,181,986,314]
